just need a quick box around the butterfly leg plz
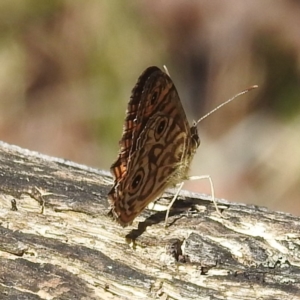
[164,175,222,227]
[188,175,222,217]
[164,182,185,227]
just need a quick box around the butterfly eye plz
[151,91,158,104]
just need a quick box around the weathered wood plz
[0,141,300,300]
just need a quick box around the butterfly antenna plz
[163,65,171,77]
[195,85,258,125]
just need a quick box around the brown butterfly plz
[108,66,257,227]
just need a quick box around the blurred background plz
[0,1,299,214]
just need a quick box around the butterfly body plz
[108,66,200,226]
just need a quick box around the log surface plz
[0,141,299,300]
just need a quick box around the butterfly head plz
[191,122,200,151]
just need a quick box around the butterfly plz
[108,66,257,227]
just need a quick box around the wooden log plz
[0,141,299,300]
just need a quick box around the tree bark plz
[0,141,299,300]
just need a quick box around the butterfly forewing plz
[108,66,199,226]
[109,67,157,180]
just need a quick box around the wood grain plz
[0,141,299,300]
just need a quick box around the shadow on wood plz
[0,141,299,299]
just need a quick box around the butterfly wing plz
[108,66,198,226]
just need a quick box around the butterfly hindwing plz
[108,66,199,226]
